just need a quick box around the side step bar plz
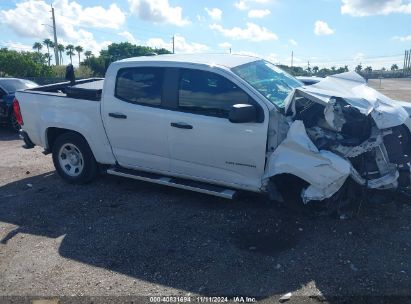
[106,166,237,199]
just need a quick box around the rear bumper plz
[19,130,35,149]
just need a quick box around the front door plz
[167,68,268,190]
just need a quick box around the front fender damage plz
[264,120,351,203]
[265,72,411,204]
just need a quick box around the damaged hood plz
[285,71,409,129]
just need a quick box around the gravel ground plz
[369,78,411,102]
[1,81,411,303]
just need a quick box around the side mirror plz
[228,104,257,123]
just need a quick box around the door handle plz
[109,112,127,119]
[171,122,193,129]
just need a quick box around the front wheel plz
[52,133,98,184]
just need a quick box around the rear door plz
[167,68,269,190]
[102,67,171,172]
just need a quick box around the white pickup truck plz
[14,54,411,205]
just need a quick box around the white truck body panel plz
[14,54,411,203]
[16,90,115,164]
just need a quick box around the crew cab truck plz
[14,54,411,204]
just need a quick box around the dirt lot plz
[369,78,411,102]
[1,81,411,303]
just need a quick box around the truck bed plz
[28,78,104,101]
[15,79,115,165]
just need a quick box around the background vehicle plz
[13,54,411,205]
[0,78,38,132]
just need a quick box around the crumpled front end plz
[265,72,411,203]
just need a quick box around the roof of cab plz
[117,53,261,69]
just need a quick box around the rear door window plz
[115,67,164,106]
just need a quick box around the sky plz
[0,0,410,69]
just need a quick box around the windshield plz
[232,60,302,108]
[0,79,38,94]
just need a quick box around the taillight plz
[12,98,23,126]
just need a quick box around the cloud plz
[3,41,33,52]
[218,42,232,49]
[146,35,209,53]
[0,0,125,39]
[235,1,249,10]
[341,0,411,16]
[354,52,365,62]
[118,31,138,44]
[234,0,271,10]
[0,0,121,64]
[289,39,298,46]
[210,22,278,41]
[128,0,189,26]
[314,20,334,36]
[393,35,411,41]
[248,9,271,18]
[205,7,222,20]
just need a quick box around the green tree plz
[75,45,84,63]
[57,44,65,64]
[391,64,399,71]
[43,38,53,66]
[364,66,372,73]
[312,66,319,74]
[32,42,43,53]
[66,44,75,64]
[355,64,362,73]
[84,50,92,60]
[44,53,53,67]
[0,48,52,77]
[84,42,172,76]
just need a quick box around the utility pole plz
[51,5,59,65]
[291,51,294,68]
[172,35,175,54]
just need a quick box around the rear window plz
[115,67,164,106]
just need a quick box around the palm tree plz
[43,38,53,66]
[391,64,399,71]
[355,64,362,73]
[66,44,75,64]
[57,44,65,64]
[84,51,92,60]
[49,42,58,65]
[75,45,84,63]
[364,66,372,73]
[44,53,53,66]
[312,66,319,74]
[32,42,43,53]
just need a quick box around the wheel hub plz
[68,152,80,166]
[58,143,84,177]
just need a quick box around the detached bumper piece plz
[19,130,35,149]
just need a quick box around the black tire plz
[9,112,21,132]
[52,132,98,184]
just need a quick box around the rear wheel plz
[52,132,97,184]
